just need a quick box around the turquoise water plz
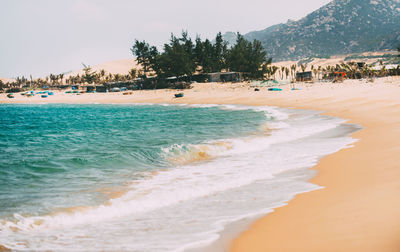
[0,104,266,218]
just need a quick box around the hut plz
[95,86,108,92]
[207,72,242,83]
[357,62,365,68]
[296,71,313,82]
[86,86,95,93]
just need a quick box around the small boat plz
[41,95,48,98]
[254,88,260,91]
[291,88,302,91]
[174,93,184,98]
[268,88,282,91]
[47,92,54,95]
[7,93,14,98]
[123,91,133,95]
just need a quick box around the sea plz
[0,103,359,251]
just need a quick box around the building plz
[207,72,242,82]
[296,71,313,82]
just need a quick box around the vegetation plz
[131,31,271,79]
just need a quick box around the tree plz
[226,33,270,78]
[155,32,197,78]
[82,64,97,84]
[131,40,159,76]
[128,68,137,80]
[300,64,306,72]
[58,73,64,84]
[398,45,400,57]
[212,32,228,72]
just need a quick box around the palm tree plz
[285,67,289,80]
[300,64,306,72]
[113,74,122,82]
[128,68,137,80]
[98,69,106,84]
[59,73,64,84]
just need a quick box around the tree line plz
[131,31,272,79]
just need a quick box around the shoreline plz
[1,78,400,251]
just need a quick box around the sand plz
[1,77,400,252]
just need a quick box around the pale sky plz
[0,0,331,78]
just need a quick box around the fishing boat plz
[174,93,184,98]
[268,88,282,91]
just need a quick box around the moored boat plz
[268,88,282,91]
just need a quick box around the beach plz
[1,77,400,251]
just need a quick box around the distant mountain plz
[224,0,400,61]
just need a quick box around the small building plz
[357,62,365,68]
[86,86,95,92]
[95,86,108,92]
[296,71,313,82]
[207,72,242,83]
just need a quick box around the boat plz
[123,91,133,95]
[174,93,184,98]
[7,93,14,98]
[41,95,48,98]
[268,88,282,91]
[254,88,260,91]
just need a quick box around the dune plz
[0,77,15,83]
[65,59,140,78]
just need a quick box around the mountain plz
[224,0,400,61]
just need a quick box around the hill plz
[224,0,400,61]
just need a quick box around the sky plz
[0,0,331,78]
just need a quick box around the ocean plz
[0,104,359,251]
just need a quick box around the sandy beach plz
[1,77,400,251]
